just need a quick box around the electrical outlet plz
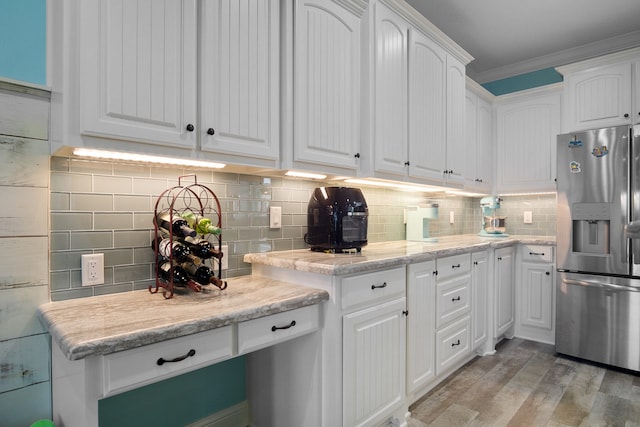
[449,211,455,224]
[221,245,229,270]
[81,253,104,286]
[524,211,533,224]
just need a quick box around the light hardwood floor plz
[408,338,640,426]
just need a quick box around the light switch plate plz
[524,211,533,224]
[449,211,455,224]
[270,206,282,229]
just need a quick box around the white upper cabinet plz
[557,47,640,132]
[408,28,446,182]
[374,2,409,177]
[78,0,198,148]
[289,0,364,173]
[465,81,494,194]
[200,0,280,165]
[495,85,561,194]
[370,0,472,186]
[51,0,280,168]
[445,55,466,187]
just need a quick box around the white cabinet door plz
[79,0,198,147]
[520,262,554,331]
[464,90,478,188]
[564,62,633,131]
[516,245,555,344]
[408,29,446,182]
[636,60,640,124]
[445,55,466,186]
[374,2,409,177]
[200,0,280,164]
[293,0,362,171]
[471,251,488,349]
[476,97,494,192]
[494,247,514,338]
[406,260,436,394]
[496,89,561,193]
[343,297,406,427]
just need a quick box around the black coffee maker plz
[305,187,368,252]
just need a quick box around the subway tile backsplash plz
[49,156,556,301]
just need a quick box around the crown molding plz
[471,30,640,83]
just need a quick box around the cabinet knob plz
[402,310,409,316]
[354,153,361,159]
[404,161,410,166]
[207,128,215,136]
[186,123,195,132]
[546,271,551,276]
[624,113,630,119]
[498,257,503,261]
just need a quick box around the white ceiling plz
[404,0,640,83]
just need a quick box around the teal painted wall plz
[481,67,563,96]
[99,356,247,426]
[0,0,47,85]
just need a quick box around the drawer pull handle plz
[451,296,461,302]
[451,264,461,269]
[157,348,196,366]
[529,251,545,256]
[271,320,296,332]
[371,282,388,290]
[451,339,461,347]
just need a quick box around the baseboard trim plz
[186,401,250,427]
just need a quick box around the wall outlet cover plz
[81,253,105,286]
[524,211,533,224]
[221,245,229,270]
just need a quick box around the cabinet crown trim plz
[334,0,369,16]
[555,46,640,75]
[494,82,563,104]
[377,0,473,64]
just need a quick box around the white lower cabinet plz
[471,251,489,350]
[343,297,407,427]
[494,246,515,340]
[516,245,556,344]
[406,260,436,395]
[434,253,472,375]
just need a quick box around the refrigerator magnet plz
[592,145,608,157]
[569,138,582,147]
[570,161,581,173]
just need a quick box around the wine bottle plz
[180,237,224,260]
[157,260,190,287]
[181,211,221,235]
[156,212,197,238]
[152,237,200,264]
[183,263,226,289]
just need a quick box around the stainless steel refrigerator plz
[556,124,640,372]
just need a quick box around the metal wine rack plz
[151,175,227,299]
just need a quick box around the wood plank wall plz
[0,82,52,426]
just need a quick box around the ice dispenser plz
[406,204,438,242]
[572,203,610,254]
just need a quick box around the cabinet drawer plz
[238,304,321,355]
[102,325,233,396]
[341,267,405,310]
[521,245,553,263]
[436,275,471,328]
[437,253,471,280]
[436,315,471,375]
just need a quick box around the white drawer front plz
[238,304,320,355]
[341,267,405,310]
[436,316,471,375]
[103,326,233,396]
[521,245,553,263]
[436,275,471,328]
[437,253,471,280]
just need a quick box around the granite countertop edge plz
[39,277,329,361]
[244,234,556,275]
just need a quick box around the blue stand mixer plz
[479,196,508,237]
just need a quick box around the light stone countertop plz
[244,234,556,276]
[38,276,329,360]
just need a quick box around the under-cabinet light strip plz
[73,148,226,169]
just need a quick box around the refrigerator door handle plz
[624,221,640,237]
[562,278,640,292]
